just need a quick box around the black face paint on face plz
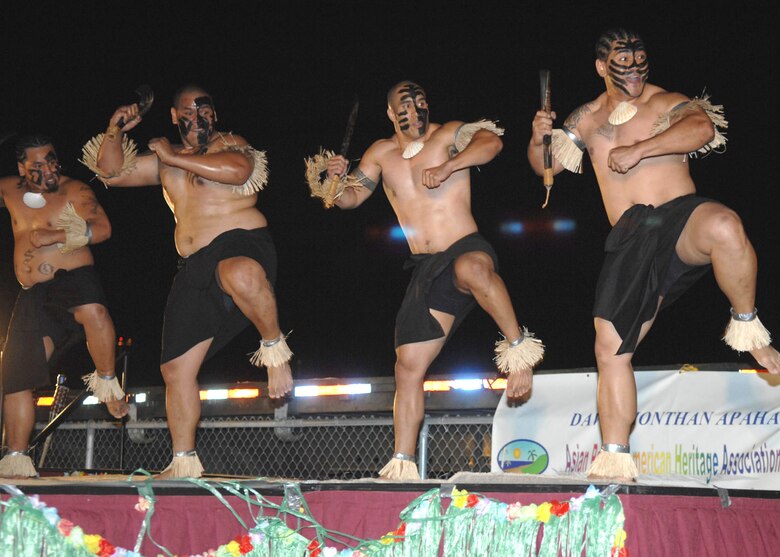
[24,150,60,192]
[177,95,217,147]
[394,84,429,137]
[607,39,649,97]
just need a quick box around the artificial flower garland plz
[0,482,627,557]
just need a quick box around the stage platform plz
[3,471,779,556]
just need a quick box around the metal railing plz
[32,413,494,480]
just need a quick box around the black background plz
[2,2,776,388]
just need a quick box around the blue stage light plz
[389,226,406,241]
[552,219,576,233]
[500,221,525,235]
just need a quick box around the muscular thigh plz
[216,256,268,295]
[675,201,736,266]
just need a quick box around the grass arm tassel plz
[79,133,138,186]
[55,202,90,254]
[651,94,728,156]
[454,120,505,152]
[222,146,269,196]
[551,128,585,173]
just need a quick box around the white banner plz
[492,369,780,490]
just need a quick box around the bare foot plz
[751,345,780,374]
[153,467,176,480]
[105,398,129,418]
[506,368,532,400]
[267,362,293,399]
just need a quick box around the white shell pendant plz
[23,191,46,209]
[608,101,638,125]
[402,140,424,159]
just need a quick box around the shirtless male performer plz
[83,85,293,478]
[0,134,127,478]
[528,29,780,481]
[312,81,545,480]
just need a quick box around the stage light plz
[483,378,507,390]
[36,396,54,407]
[200,389,229,401]
[424,378,498,392]
[500,221,525,235]
[294,383,372,397]
[83,396,99,405]
[552,218,576,233]
[389,225,406,241]
[228,388,260,399]
[739,368,766,373]
[134,392,147,403]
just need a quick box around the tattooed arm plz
[528,103,591,177]
[326,143,382,210]
[73,180,111,244]
[28,179,111,249]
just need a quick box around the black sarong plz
[395,232,498,347]
[161,227,278,364]
[593,194,712,354]
[1,266,107,394]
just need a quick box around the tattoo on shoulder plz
[79,188,99,215]
[352,168,378,192]
[564,104,592,130]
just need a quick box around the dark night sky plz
[1,2,777,388]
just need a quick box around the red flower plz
[236,534,253,554]
[98,538,116,557]
[466,494,479,508]
[307,538,321,557]
[550,500,570,517]
[392,522,406,542]
[611,547,628,557]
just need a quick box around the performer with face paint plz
[0,134,127,478]
[82,84,293,479]
[528,28,780,482]
[319,81,544,480]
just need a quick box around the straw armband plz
[453,119,505,152]
[651,94,728,157]
[551,126,585,174]
[214,145,269,196]
[55,202,91,254]
[79,133,139,186]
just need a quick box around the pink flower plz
[57,519,74,537]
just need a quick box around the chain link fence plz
[33,413,494,480]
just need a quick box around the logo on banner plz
[496,439,549,474]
